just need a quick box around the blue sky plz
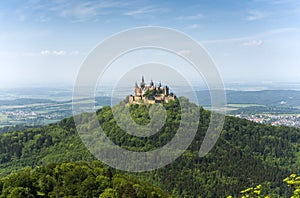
[0,0,300,87]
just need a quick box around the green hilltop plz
[0,97,299,197]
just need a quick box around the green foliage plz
[97,100,181,151]
[284,174,300,198]
[99,188,118,198]
[227,176,300,198]
[128,103,151,125]
[143,89,156,100]
[142,88,163,100]
[0,161,169,198]
[239,185,271,198]
[0,97,300,197]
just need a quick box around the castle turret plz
[140,76,145,89]
[164,85,169,96]
[150,79,154,87]
[134,81,142,97]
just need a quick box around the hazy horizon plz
[2,80,300,91]
[1,0,300,88]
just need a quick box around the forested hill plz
[0,161,170,198]
[0,98,299,197]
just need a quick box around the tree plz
[99,188,118,198]
[7,187,34,198]
[283,174,300,198]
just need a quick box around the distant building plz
[128,76,176,104]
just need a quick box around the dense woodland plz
[0,97,299,197]
[0,161,169,198]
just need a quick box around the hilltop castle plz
[129,76,176,104]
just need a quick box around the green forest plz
[0,97,299,197]
[0,161,169,198]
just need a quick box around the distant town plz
[0,109,70,127]
[235,114,300,128]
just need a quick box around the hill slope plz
[0,98,299,197]
[0,161,170,198]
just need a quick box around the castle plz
[128,76,176,104]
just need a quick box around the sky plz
[0,0,300,88]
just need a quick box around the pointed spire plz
[135,81,138,88]
[140,76,145,89]
[150,79,154,86]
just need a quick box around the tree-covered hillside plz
[0,161,170,198]
[0,97,299,197]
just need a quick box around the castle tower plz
[164,85,169,96]
[140,76,145,89]
[135,87,142,97]
[150,79,154,87]
[134,81,142,97]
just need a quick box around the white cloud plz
[124,6,166,16]
[40,50,66,56]
[19,50,81,57]
[245,10,265,21]
[202,27,299,45]
[176,14,204,20]
[252,0,298,5]
[25,0,131,22]
[185,24,201,29]
[202,37,251,44]
[53,50,66,56]
[265,27,298,35]
[242,40,263,46]
[36,15,51,22]
[40,50,51,56]
[59,2,99,21]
